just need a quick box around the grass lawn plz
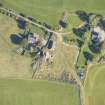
[85,64,105,105]
[76,31,91,69]
[0,13,33,79]
[1,0,105,26]
[0,10,46,79]
[0,79,80,105]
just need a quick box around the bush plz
[0,3,3,7]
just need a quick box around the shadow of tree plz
[59,20,67,28]
[10,34,23,45]
[76,39,84,48]
[72,25,87,39]
[43,22,52,29]
[98,18,105,30]
[16,19,27,29]
[88,42,102,53]
[75,10,89,23]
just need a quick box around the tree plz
[59,20,67,28]
[76,39,84,48]
[73,26,87,39]
[89,41,102,53]
[75,10,89,23]
[83,51,93,62]
[19,13,26,17]
[0,3,3,7]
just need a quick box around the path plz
[69,45,86,105]
[70,66,85,105]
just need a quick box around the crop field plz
[1,0,105,26]
[0,79,80,105]
[85,64,105,105]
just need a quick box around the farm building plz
[28,33,39,44]
[27,33,40,52]
[42,48,54,64]
[47,40,53,49]
[16,47,25,55]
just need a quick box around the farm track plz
[0,6,86,105]
[72,47,86,105]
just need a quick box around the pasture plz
[0,13,32,79]
[0,79,80,105]
[1,0,105,26]
[0,12,79,80]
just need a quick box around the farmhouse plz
[28,33,39,44]
[27,33,40,52]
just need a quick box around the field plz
[85,64,105,105]
[0,13,33,79]
[0,6,80,105]
[35,42,78,79]
[0,12,80,105]
[1,0,105,105]
[0,12,78,79]
[1,0,105,26]
[0,79,80,105]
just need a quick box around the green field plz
[85,64,105,105]
[0,79,80,105]
[1,0,105,26]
